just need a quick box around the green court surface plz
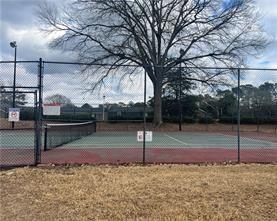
[59,132,276,149]
[0,131,276,149]
[0,131,36,148]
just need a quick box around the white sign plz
[8,108,20,122]
[137,131,153,142]
[43,103,61,116]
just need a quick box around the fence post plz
[36,58,43,164]
[237,68,241,163]
[143,69,147,165]
[34,91,39,164]
[178,65,182,131]
[44,126,48,151]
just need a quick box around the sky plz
[0,0,276,106]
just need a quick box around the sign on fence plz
[43,103,61,116]
[137,131,153,142]
[8,108,20,121]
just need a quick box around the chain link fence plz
[239,70,277,162]
[1,60,276,166]
[41,62,146,164]
[0,61,40,166]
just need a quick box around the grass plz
[1,164,277,221]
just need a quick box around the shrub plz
[162,116,197,123]
[182,116,197,123]
[219,116,236,124]
[198,116,215,124]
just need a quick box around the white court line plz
[218,133,275,145]
[63,143,187,147]
[163,133,189,146]
[58,143,277,148]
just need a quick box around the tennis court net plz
[44,121,96,151]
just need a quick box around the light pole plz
[10,41,17,129]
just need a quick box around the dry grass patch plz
[1,164,277,221]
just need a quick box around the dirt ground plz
[1,164,276,221]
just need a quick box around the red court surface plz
[40,147,277,165]
[1,147,276,167]
[0,148,35,166]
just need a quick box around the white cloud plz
[256,0,277,18]
[40,67,153,106]
[241,70,277,86]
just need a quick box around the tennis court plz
[0,130,35,148]
[2,130,275,149]
[56,131,276,148]
[0,129,37,166]
[1,126,276,165]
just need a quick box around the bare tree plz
[37,0,267,126]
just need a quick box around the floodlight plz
[10,41,17,48]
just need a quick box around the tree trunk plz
[153,80,163,127]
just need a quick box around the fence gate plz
[0,89,40,167]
